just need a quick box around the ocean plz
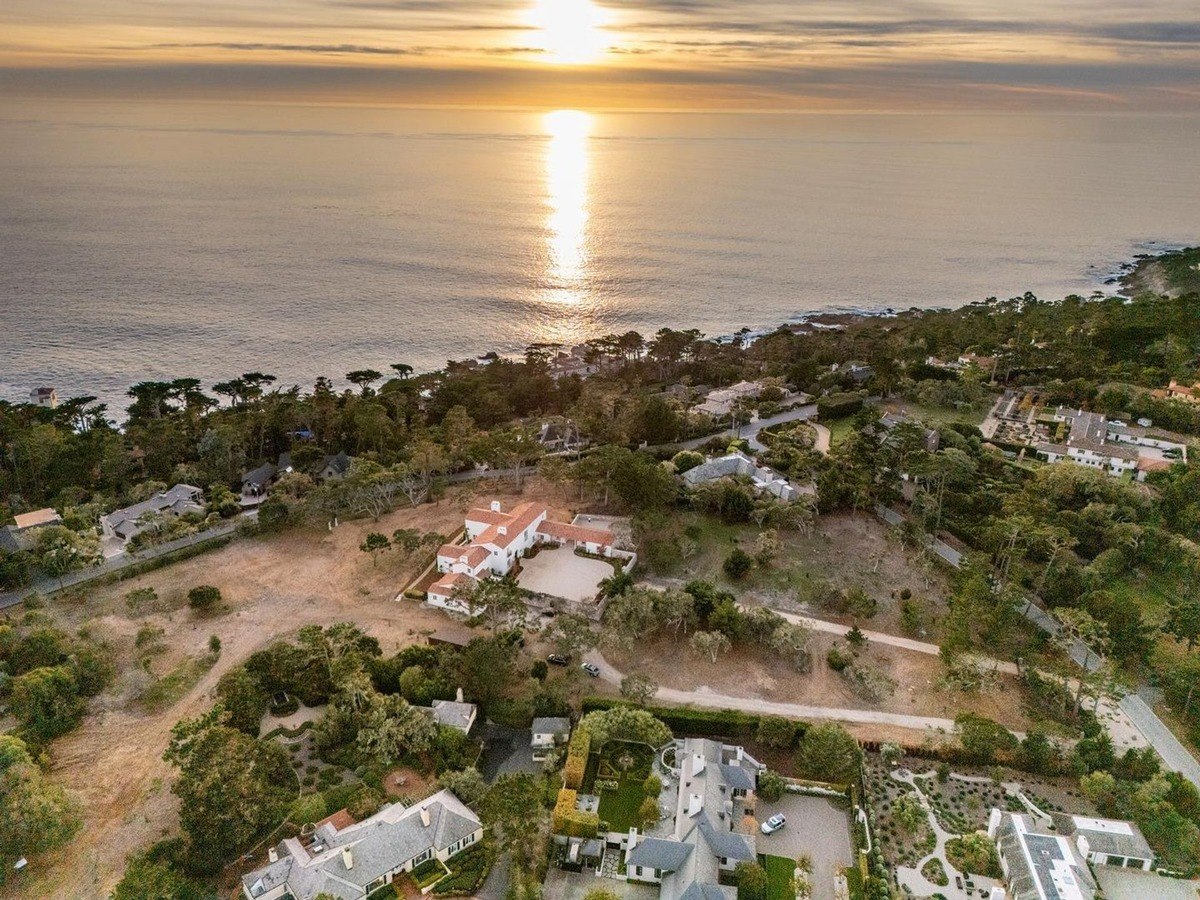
[1,101,1197,410]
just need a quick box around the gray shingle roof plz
[1050,813,1154,861]
[627,838,694,872]
[718,764,755,792]
[531,717,570,736]
[678,882,736,900]
[241,790,480,900]
[242,462,277,487]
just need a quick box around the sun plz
[526,0,609,64]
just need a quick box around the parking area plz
[517,544,613,602]
[755,794,854,900]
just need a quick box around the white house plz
[1049,813,1154,871]
[681,451,808,503]
[427,690,478,735]
[1037,408,1187,479]
[426,501,623,613]
[531,717,571,760]
[989,810,1097,900]
[241,790,482,900]
[29,386,58,409]
[695,381,771,417]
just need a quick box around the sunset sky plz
[3,0,1200,110]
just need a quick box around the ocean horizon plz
[2,101,1198,410]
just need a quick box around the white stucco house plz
[426,501,623,613]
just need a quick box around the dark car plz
[547,654,570,666]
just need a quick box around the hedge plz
[581,697,808,743]
[552,788,599,837]
[816,392,865,420]
[563,730,591,790]
[431,845,492,895]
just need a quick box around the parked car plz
[547,654,570,666]
[581,662,601,677]
[760,814,786,835]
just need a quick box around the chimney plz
[490,500,501,512]
[342,848,353,870]
[456,687,464,703]
[420,806,431,827]
[268,847,279,863]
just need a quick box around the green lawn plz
[1107,567,1183,624]
[758,854,798,900]
[597,776,647,832]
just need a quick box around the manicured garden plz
[593,742,659,832]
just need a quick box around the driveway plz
[517,546,612,603]
[478,724,540,782]
[542,869,659,900]
[676,403,818,451]
[755,794,853,900]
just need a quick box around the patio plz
[517,544,613,603]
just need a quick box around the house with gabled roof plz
[100,485,204,545]
[241,789,482,900]
[624,738,762,900]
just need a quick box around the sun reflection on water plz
[543,109,591,309]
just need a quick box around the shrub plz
[723,548,753,580]
[187,585,221,611]
[643,774,662,796]
[757,769,787,802]
[564,752,587,790]
[817,392,864,420]
[531,660,548,681]
[826,645,852,672]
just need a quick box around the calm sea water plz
[1,101,1197,409]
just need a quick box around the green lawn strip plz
[597,777,647,832]
[758,853,798,900]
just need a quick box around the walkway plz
[891,768,1000,900]
[583,650,960,736]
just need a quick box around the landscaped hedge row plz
[552,788,599,838]
[563,730,590,790]
[431,845,492,895]
[581,697,809,743]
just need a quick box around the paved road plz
[583,650,961,735]
[0,517,244,611]
[1119,693,1200,788]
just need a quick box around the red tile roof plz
[316,808,355,832]
[536,520,615,547]
[429,571,477,596]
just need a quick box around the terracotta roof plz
[1137,457,1173,472]
[476,502,546,550]
[465,507,512,526]
[316,808,356,832]
[429,572,477,597]
[12,508,60,530]
[536,520,614,546]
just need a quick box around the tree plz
[9,665,85,742]
[36,525,100,586]
[168,724,294,872]
[359,531,391,566]
[757,769,787,802]
[187,585,221,611]
[547,614,598,659]
[690,629,732,663]
[111,851,212,900]
[723,548,753,580]
[892,792,926,833]
[1166,595,1200,652]
[0,734,81,871]
[794,723,861,784]
[735,860,770,900]
[846,625,868,652]
[215,667,268,735]
[754,529,779,567]
[438,767,488,807]
[583,889,622,900]
[955,713,1018,763]
[482,774,545,866]
[620,673,659,706]
[456,635,517,711]
[354,695,438,768]
[578,706,671,750]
